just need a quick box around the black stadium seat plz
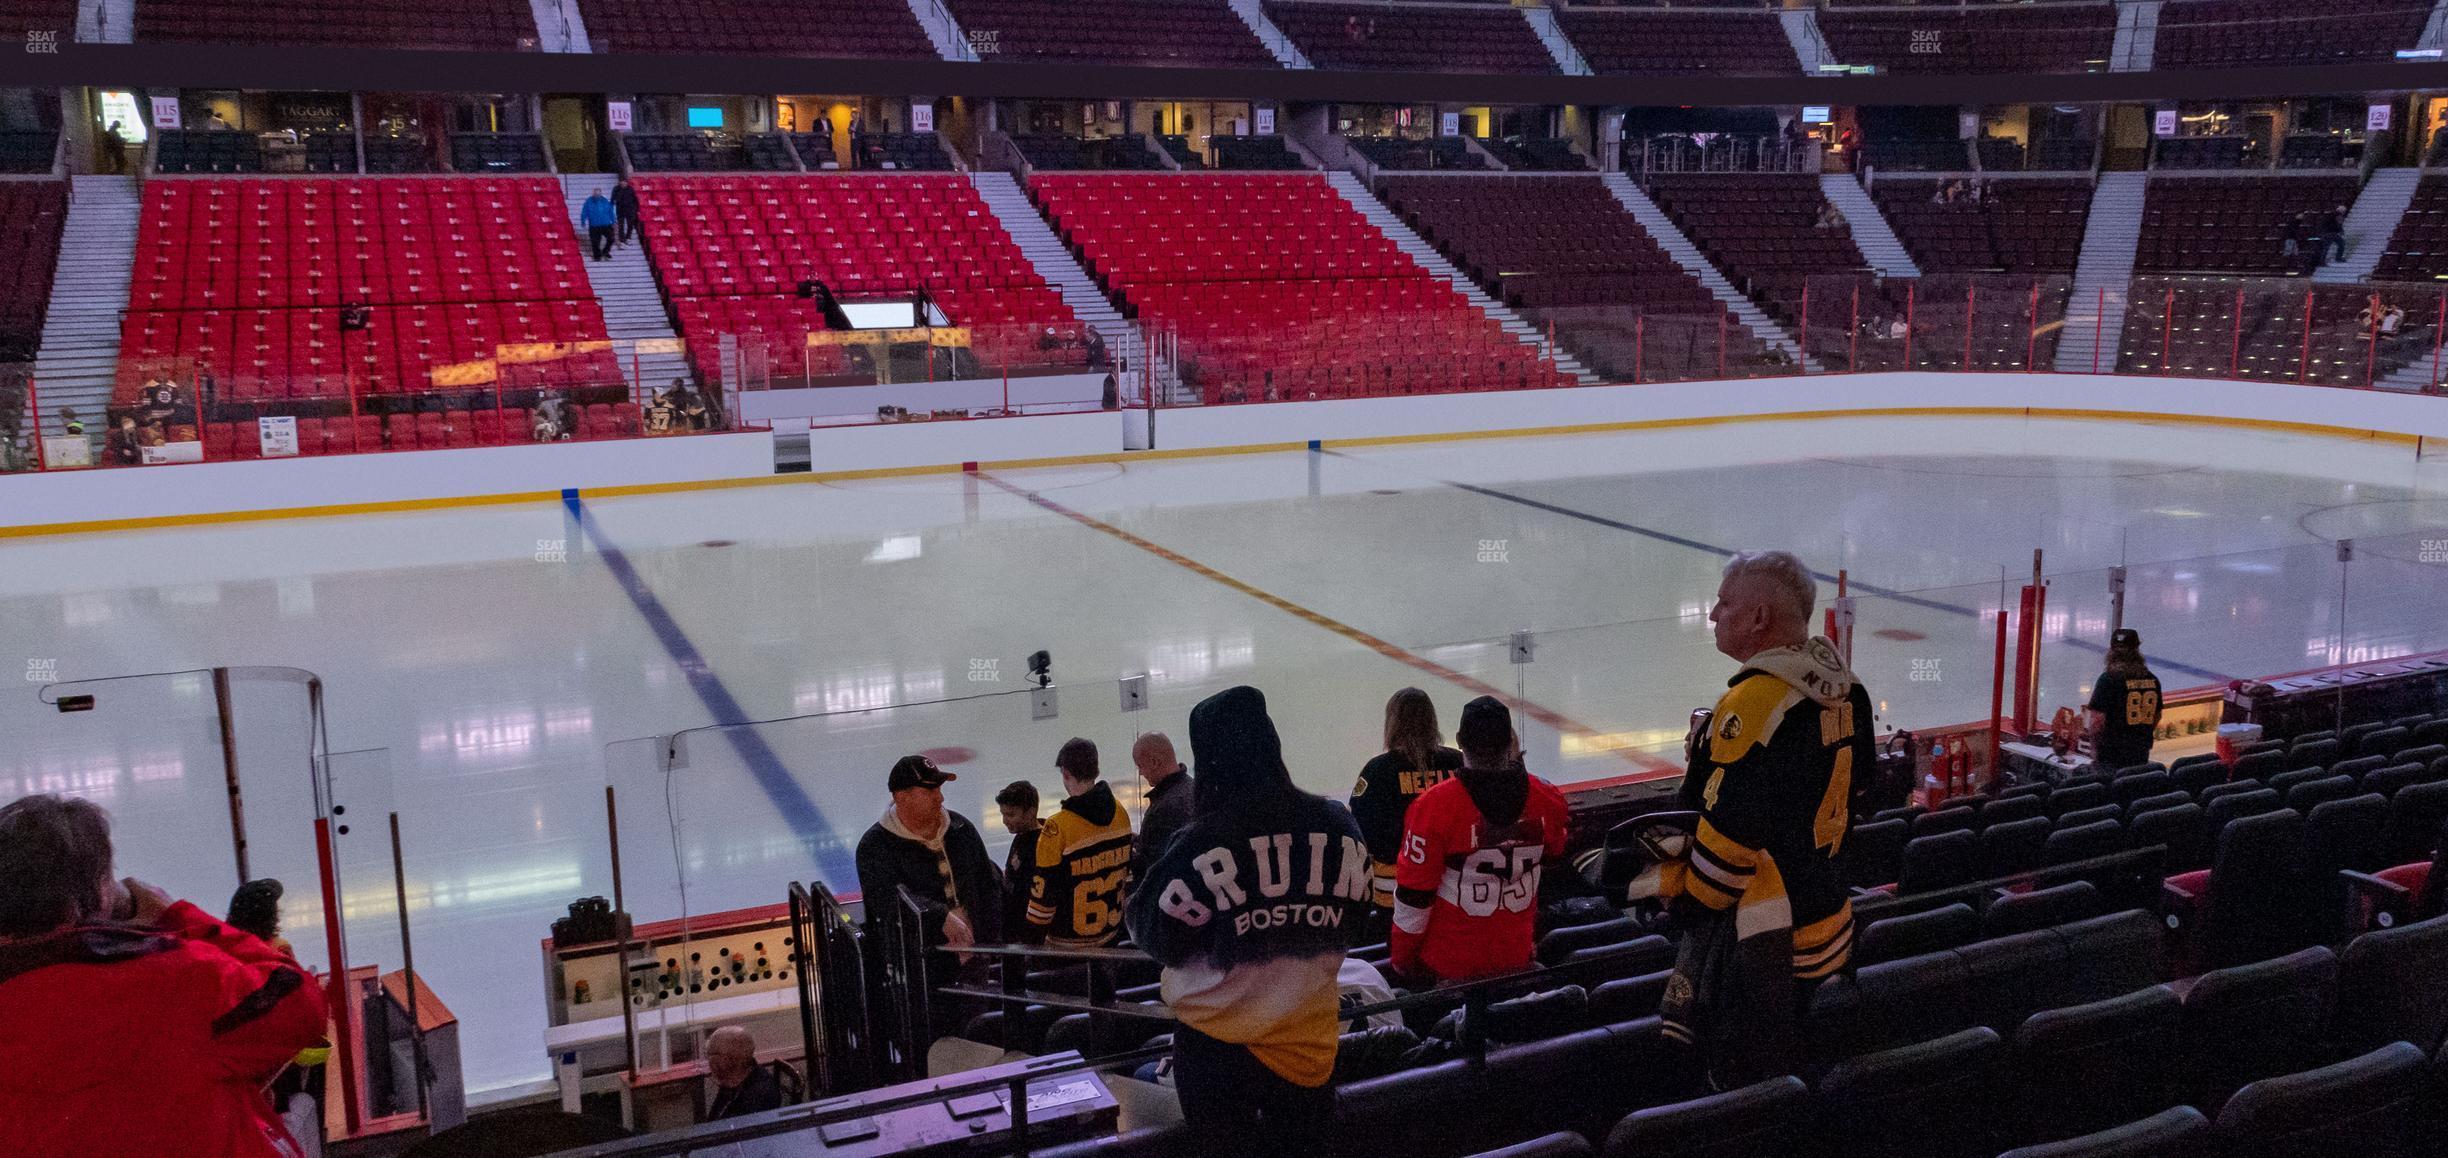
[1842,818,1909,889]
[2213,1042,2434,1158]
[2355,726,2412,761]
[1995,1106,2216,1158]
[2329,914,2448,1055]
[2009,984,2183,1145]
[2175,946,2338,1113]
[1587,970,1671,1025]
[1980,794,2048,828]
[1855,903,1978,967]
[1537,918,1643,966]
[1813,1027,2005,1158]
[2263,767,2330,798]
[1982,880,2107,939]
[1476,1133,1595,1158]
[2379,781,2448,865]
[2125,791,2191,821]
[1898,829,1980,895]
[2167,808,2308,971]
[2111,770,2172,805]
[1600,1075,1809,1158]
[2286,739,2341,772]
[2284,775,2359,813]
[2056,805,2124,832]
[1980,816,2054,878]
[2045,817,2126,865]
[2048,782,2112,818]
[1912,806,1978,838]
[2129,804,2210,874]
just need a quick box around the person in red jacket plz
[0,794,329,1158]
[1390,697,1571,984]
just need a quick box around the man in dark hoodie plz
[1390,697,1570,984]
[1026,738,1133,948]
[1124,686,1373,1156]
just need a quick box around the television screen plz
[687,107,724,129]
[1801,107,1832,125]
[840,302,919,330]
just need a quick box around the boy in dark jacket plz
[1124,686,1372,1157]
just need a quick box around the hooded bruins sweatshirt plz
[1027,780,1133,948]
[1124,686,1373,1088]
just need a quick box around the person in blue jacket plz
[1124,685,1372,1156]
[580,191,616,261]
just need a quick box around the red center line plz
[975,470,1679,776]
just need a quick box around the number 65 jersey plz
[1390,766,1571,983]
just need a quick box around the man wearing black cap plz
[1124,686,1373,1157]
[2087,629,2164,774]
[1390,697,1570,984]
[854,754,1003,970]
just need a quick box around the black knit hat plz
[1455,696,1514,759]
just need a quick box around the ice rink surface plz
[3,413,2445,1096]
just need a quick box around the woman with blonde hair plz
[1350,688,1463,918]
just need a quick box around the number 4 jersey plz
[1028,780,1134,948]
[1391,766,1571,982]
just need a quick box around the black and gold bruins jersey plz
[1671,638,1871,980]
[1027,780,1134,948]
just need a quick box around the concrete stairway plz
[1599,173,1817,370]
[2420,0,2448,51]
[2056,172,2146,373]
[79,0,133,42]
[527,0,589,52]
[1819,175,1920,278]
[1325,172,1602,385]
[28,175,142,438]
[1523,5,1592,75]
[2111,0,2159,71]
[1780,9,1831,73]
[2314,167,2421,285]
[905,0,979,61]
[559,176,692,395]
[1229,0,1311,67]
[967,172,1179,399]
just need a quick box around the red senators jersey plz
[1389,769,1571,983]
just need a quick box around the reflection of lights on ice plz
[864,536,922,564]
[1561,729,1684,758]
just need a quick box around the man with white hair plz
[702,1025,782,1120]
[1655,550,1874,1086]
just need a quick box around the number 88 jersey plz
[1390,769,1571,983]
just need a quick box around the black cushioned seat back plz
[2379,780,2448,866]
[2284,775,2359,814]
[2199,808,2310,971]
[1599,1075,1808,1158]
[2048,781,2112,817]
[2285,739,2340,772]
[1899,829,1980,896]
[2009,985,2182,1145]
[1980,816,2053,879]
[2045,818,2126,867]
[1993,1106,2214,1158]
[1981,880,2107,939]
[1979,794,2048,829]
[1806,946,1974,1067]
[1856,902,1978,967]
[1841,818,1909,889]
[2212,1042,2432,1158]
[1537,917,1641,965]
[2331,913,2448,1056]
[2111,770,2172,805]
[2176,945,2337,1114]
[1814,1027,2005,1158]
[1477,1133,1596,1158]
[2129,803,2210,874]
[2055,805,2123,832]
